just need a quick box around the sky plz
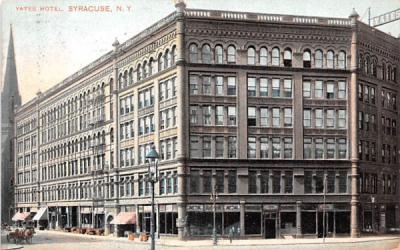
[1,0,399,104]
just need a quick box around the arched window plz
[118,73,123,89]
[382,62,386,80]
[128,68,133,84]
[303,50,311,68]
[371,58,377,77]
[260,47,268,66]
[247,47,256,65]
[272,47,280,66]
[149,58,154,76]
[142,61,148,78]
[364,56,369,74]
[171,46,176,65]
[315,50,323,68]
[326,50,334,69]
[158,53,164,72]
[387,65,391,81]
[283,48,292,67]
[215,45,223,64]
[123,70,128,87]
[227,45,236,63]
[338,51,346,69]
[201,44,211,64]
[137,64,142,81]
[189,43,198,63]
[392,67,397,82]
[164,49,171,69]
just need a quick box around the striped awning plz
[12,212,32,221]
[32,207,48,221]
[110,212,136,225]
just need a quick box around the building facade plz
[13,3,399,239]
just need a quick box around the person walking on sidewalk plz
[229,227,235,243]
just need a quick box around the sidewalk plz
[1,233,23,250]
[36,230,400,247]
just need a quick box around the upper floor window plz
[260,47,268,65]
[272,47,280,66]
[303,50,311,68]
[215,45,223,64]
[315,50,323,68]
[189,44,198,63]
[247,47,256,65]
[227,45,236,63]
[338,51,346,69]
[158,53,164,71]
[201,44,211,64]
[283,48,292,67]
[326,50,334,69]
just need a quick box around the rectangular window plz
[203,170,212,193]
[260,171,269,193]
[315,80,323,98]
[228,137,237,158]
[216,170,224,193]
[248,107,256,127]
[216,76,224,96]
[338,139,347,159]
[190,136,201,158]
[339,171,347,193]
[260,78,268,97]
[215,106,224,125]
[228,106,236,125]
[304,171,313,193]
[338,110,347,128]
[227,77,236,96]
[326,109,335,128]
[272,137,281,159]
[247,77,256,96]
[303,81,311,98]
[202,136,211,158]
[247,137,256,158]
[315,171,324,193]
[283,138,293,159]
[272,108,280,127]
[284,108,292,127]
[283,79,292,98]
[272,171,281,193]
[304,109,311,128]
[326,82,335,99]
[203,106,212,125]
[327,171,335,193]
[260,108,269,127]
[338,81,346,99]
[190,75,199,95]
[315,138,323,159]
[364,85,369,102]
[202,76,211,95]
[190,106,198,125]
[260,137,269,158]
[370,87,376,104]
[228,170,237,193]
[215,136,224,158]
[315,109,323,128]
[272,79,280,97]
[304,138,312,159]
[284,171,293,193]
[326,138,335,159]
[190,170,200,193]
[248,171,257,193]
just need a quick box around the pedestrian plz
[236,227,241,239]
[229,227,234,243]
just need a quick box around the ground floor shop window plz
[159,212,178,234]
[245,212,261,234]
[223,212,240,234]
[335,212,350,234]
[81,214,92,225]
[187,212,222,236]
[280,212,296,235]
[301,212,316,234]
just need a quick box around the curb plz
[1,244,24,250]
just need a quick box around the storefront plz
[158,204,178,235]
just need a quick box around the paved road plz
[2,231,400,250]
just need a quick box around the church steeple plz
[1,24,21,122]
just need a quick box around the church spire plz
[2,24,21,109]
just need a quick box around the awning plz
[12,212,32,221]
[32,207,48,221]
[110,212,136,225]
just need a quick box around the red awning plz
[12,212,32,221]
[110,212,136,225]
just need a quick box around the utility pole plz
[210,184,218,245]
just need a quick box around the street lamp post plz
[323,174,327,243]
[146,145,159,250]
[210,184,218,245]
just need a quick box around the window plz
[190,136,201,158]
[247,107,256,126]
[228,137,237,158]
[216,76,224,95]
[303,109,311,128]
[228,106,236,125]
[260,171,269,193]
[304,138,312,159]
[201,44,211,64]
[326,109,335,128]
[304,171,313,193]
[259,78,268,97]
[190,106,198,125]
[339,171,347,193]
[247,47,256,65]
[227,45,236,63]
[303,81,311,98]
[227,77,236,95]
[202,76,211,95]
[203,170,212,193]
[272,108,280,127]
[272,79,280,97]
[203,136,211,158]
[364,85,369,102]
[190,170,200,193]
[248,171,257,193]
[326,83,335,99]
[283,79,292,97]
[272,171,281,193]
[215,137,224,158]
[216,170,224,193]
[316,108,325,128]
[283,138,293,159]
[260,47,268,65]
[326,138,335,159]
[190,75,199,95]
[215,45,223,64]
[315,138,323,159]
[215,106,224,126]
[203,106,212,125]
[260,137,269,158]
[338,51,346,69]
[315,50,323,68]
[283,48,292,67]
[228,170,237,193]
[272,47,280,66]
[284,171,293,193]
[326,50,334,68]
[338,81,346,99]
[315,171,324,193]
[260,108,269,127]
[272,137,281,158]
[315,80,323,98]
[247,137,256,158]
[247,77,256,96]
[284,108,292,127]
[303,50,311,68]
[189,44,198,63]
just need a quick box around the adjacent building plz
[13,2,399,239]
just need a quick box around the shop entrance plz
[264,219,276,239]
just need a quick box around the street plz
[1,231,400,250]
